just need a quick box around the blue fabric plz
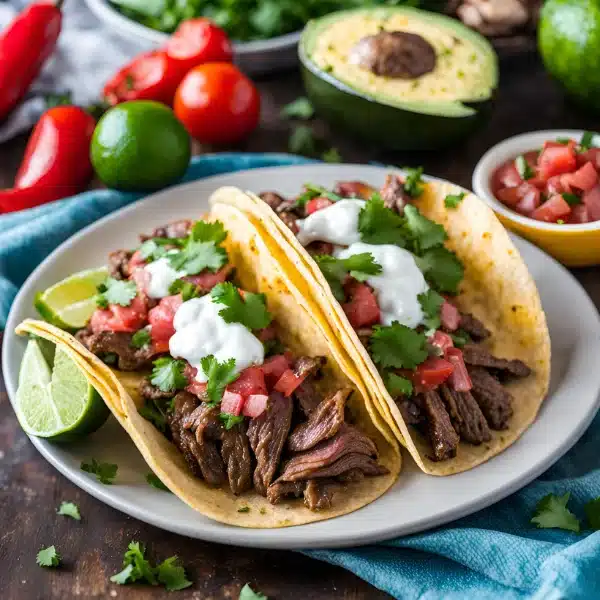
[2,152,599,599]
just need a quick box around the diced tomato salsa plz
[491,133,600,224]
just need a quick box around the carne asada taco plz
[18,205,400,527]
[210,174,551,475]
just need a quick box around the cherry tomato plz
[342,282,380,329]
[174,62,260,144]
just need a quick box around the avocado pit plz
[348,31,437,79]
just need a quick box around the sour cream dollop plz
[296,199,366,246]
[169,295,264,383]
[143,257,185,299]
[335,242,428,328]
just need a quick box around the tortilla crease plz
[15,204,400,528]
[210,181,551,476]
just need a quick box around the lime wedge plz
[34,267,108,330]
[15,339,110,442]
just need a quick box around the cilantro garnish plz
[169,278,200,301]
[358,193,409,246]
[131,329,151,349]
[322,147,342,163]
[210,283,272,330]
[289,125,317,156]
[314,253,382,302]
[96,277,137,308]
[156,556,193,591]
[57,501,81,520]
[201,355,239,406]
[402,167,425,198]
[580,131,596,151]
[563,193,581,206]
[237,506,250,513]
[220,413,245,429]
[139,237,183,261]
[444,191,466,209]
[416,247,464,295]
[80,458,118,485]
[139,399,169,433]
[146,472,171,492]
[150,357,187,393]
[370,322,428,370]
[37,546,60,568]
[384,372,414,397]
[418,289,445,330]
[531,492,580,532]
[450,329,472,348]
[304,183,343,203]
[556,137,570,145]
[584,498,600,530]
[280,96,314,120]
[515,155,534,180]
[191,220,228,245]
[404,205,447,252]
[240,584,268,600]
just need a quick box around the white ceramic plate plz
[4,164,600,549]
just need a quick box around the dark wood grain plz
[1,47,599,600]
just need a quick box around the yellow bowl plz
[473,130,600,267]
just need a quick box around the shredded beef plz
[75,329,153,371]
[278,210,299,233]
[468,367,513,430]
[283,452,388,481]
[380,174,409,214]
[397,397,423,425]
[294,355,326,379]
[266,480,306,504]
[142,219,192,241]
[337,468,365,483]
[303,479,340,510]
[462,345,531,378]
[108,250,132,280]
[140,378,175,402]
[247,392,293,495]
[288,388,349,452]
[440,384,491,445]
[294,379,322,416]
[183,402,222,440]
[417,390,460,461]
[306,241,334,256]
[459,314,491,341]
[259,191,286,211]
[221,422,253,495]
[333,181,376,200]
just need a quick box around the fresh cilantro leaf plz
[111,541,157,586]
[168,240,227,275]
[110,563,135,585]
[237,506,250,513]
[322,147,342,163]
[370,322,428,370]
[402,167,425,198]
[57,501,81,520]
[444,192,466,209]
[220,413,245,430]
[80,458,118,485]
[289,125,317,156]
[37,546,60,568]
[584,497,600,530]
[240,584,268,600]
[156,556,193,591]
[358,193,409,246]
[292,187,320,210]
[515,155,534,180]
[580,131,596,151]
[131,328,151,349]
[304,183,343,203]
[450,329,472,348]
[563,193,581,206]
[280,96,314,120]
[169,278,200,301]
[210,283,272,330]
[263,338,285,357]
[191,220,227,245]
[139,237,181,261]
[313,254,381,302]
[201,355,239,405]
[416,247,464,294]
[418,289,445,330]
[96,277,137,308]
[556,137,571,145]
[531,492,580,532]
[146,473,171,492]
[150,357,187,393]
[404,205,447,252]
[384,372,413,397]
[139,399,168,433]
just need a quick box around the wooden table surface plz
[1,47,599,600]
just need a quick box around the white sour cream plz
[335,242,428,328]
[169,295,264,383]
[143,257,185,299]
[296,199,366,246]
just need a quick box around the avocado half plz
[299,7,498,151]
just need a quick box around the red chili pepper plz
[0,1,63,121]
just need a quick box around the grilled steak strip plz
[258,191,286,211]
[141,219,192,241]
[140,378,175,401]
[247,392,293,495]
[267,480,306,504]
[459,314,491,341]
[418,390,460,461]
[440,384,491,445]
[288,389,349,452]
[333,181,376,200]
[462,345,531,378]
[468,366,514,430]
[280,452,388,481]
[294,380,322,416]
[108,250,133,280]
[303,479,340,510]
[397,397,423,425]
[221,423,253,495]
[75,329,153,371]
[380,174,409,214]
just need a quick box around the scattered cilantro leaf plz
[191,220,227,245]
[220,413,245,430]
[580,131,596,151]
[450,329,472,348]
[292,187,320,210]
[169,278,200,302]
[156,556,193,591]
[139,237,182,261]
[37,546,60,568]
[358,193,409,246]
[238,506,250,513]
[146,473,171,492]
[416,247,464,294]
[314,253,381,302]
[402,167,425,198]
[150,357,187,393]
[240,584,268,600]
[201,355,239,406]
[444,191,466,209]
[384,372,413,397]
[418,289,445,330]
[321,147,341,163]
[139,399,168,433]
[404,205,447,252]
[280,96,314,120]
[531,492,580,532]
[370,322,428,370]
[210,282,272,330]
[131,329,151,349]
[96,277,137,308]
[563,193,581,206]
[80,459,118,485]
[111,541,156,586]
[289,125,317,156]
[584,497,600,530]
[556,137,571,145]
[110,563,135,585]
[57,501,81,520]
[304,183,343,203]
[515,155,534,180]
[168,240,227,275]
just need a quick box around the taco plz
[210,173,551,475]
[18,204,400,527]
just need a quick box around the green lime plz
[15,340,110,442]
[91,100,191,191]
[34,267,108,330]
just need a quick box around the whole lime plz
[91,101,191,191]
[539,0,600,112]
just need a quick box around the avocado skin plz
[302,64,492,151]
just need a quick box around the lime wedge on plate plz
[15,339,110,442]
[34,267,108,330]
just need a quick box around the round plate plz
[4,164,600,549]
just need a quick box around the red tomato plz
[515,187,542,214]
[497,183,540,212]
[306,197,333,215]
[577,147,600,169]
[429,331,454,353]
[274,369,307,397]
[546,175,569,196]
[496,186,522,209]
[166,18,233,74]
[90,295,147,334]
[568,204,591,224]
[261,354,291,384]
[256,324,276,342]
[582,184,600,221]
[492,162,522,190]
[148,294,183,350]
[103,50,183,106]
[185,264,233,292]
[174,62,260,144]
[568,162,598,191]
[242,394,269,418]
[537,145,577,181]
[187,380,207,397]
[342,283,380,329]
[531,195,572,223]
[445,348,472,392]
[221,390,245,416]
[228,366,267,397]
[440,301,460,331]
[412,357,454,390]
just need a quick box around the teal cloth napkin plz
[1,153,599,599]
